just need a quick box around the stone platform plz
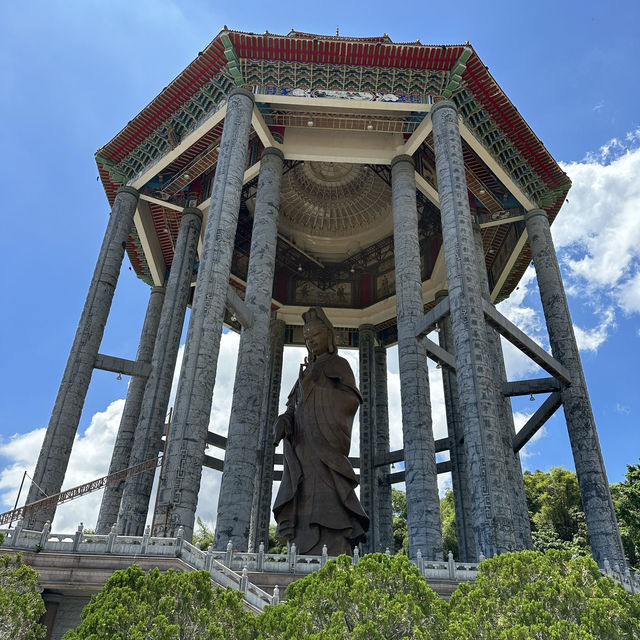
[3,521,636,639]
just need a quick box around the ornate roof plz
[95,28,571,339]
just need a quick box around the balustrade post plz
[141,525,151,554]
[257,541,265,571]
[448,551,456,580]
[290,543,297,572]
[39,521,50,550]
[11,519,24,548]
[225,539,233,567]
[72,523,84,552]
[106,523,117,553]
[174,526,184,556]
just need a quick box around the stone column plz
[391,154,442,560]
[249,317,286,552]
[431,99,516,557]
[154,88,254,540]
[374,346,394,553]
[472,224,532,550]
[117,207,202,536]
[25,186,139,529]
[358,324,377,553]
[525,208,625,568]
[96,285,165,534]
[435,289,476,562]
[214,147,284,550]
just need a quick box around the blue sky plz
[0,1,638,530]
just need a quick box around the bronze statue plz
[273,307,369,555]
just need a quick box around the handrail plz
[0,456,162,527]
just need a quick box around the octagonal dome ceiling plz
[275,161,393,259]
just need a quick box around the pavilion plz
[22,28,625,572]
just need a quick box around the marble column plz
[358,324,377,553]
[525,208,625,568]
[117,207,202,536]
[391,153,442,560]
[96,285,165,534]
[472,224,532,550]
[214,147,284,550]
[374,346,394,553]
[431,99,516,557]
[435,289,476,561]
[26,186,139,529]
[154,88,254,540]
[249,318,286,552]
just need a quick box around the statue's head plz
[302,307,337,361]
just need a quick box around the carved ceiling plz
[247,161,394,261]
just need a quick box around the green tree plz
[62,565,256,640]
[439,488,458,561]
[0,553,46,640]
[611,459,640,569]
[192,516,215,550]
[257,553,447,640]
[192,519,286,554]
[392,488,409,555]
[393,488,457,560]
[448,549,640,639]
[523,467,589,555]
[267,525,287,554]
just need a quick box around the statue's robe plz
[273,352,369,555]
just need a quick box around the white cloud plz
[438,473,452,497]
[0,399,125,532]
[427,357,449,442]
[615,403,631,416]
[193,468,222,535]
[492,131,640,368]
[573,307,615,352]
[0,428,46,513]
[555,140,640,305]
[497,266,540,334]
[385,347,404,451]
[619,271,640,314]
[208,332,240,435]
[497,267,547,379]
[582,128,640,165]
[513,410,550,466]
